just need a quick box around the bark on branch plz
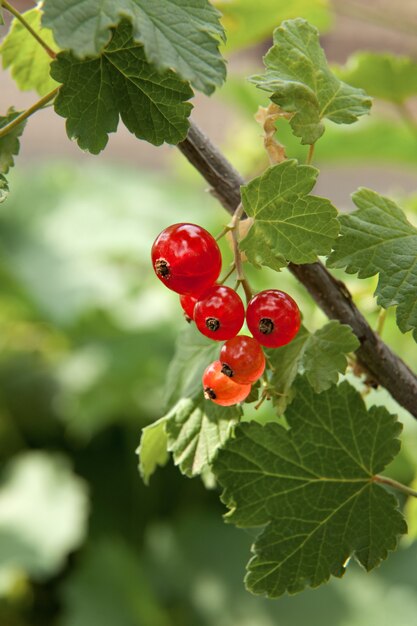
[178,120,417,420]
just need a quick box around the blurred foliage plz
[0,163,416,624]
[214,0,331,52]
[334,53,417,104]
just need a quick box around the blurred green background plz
[1,0,417,624]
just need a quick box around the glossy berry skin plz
[220,335,265,384]
[194,285,245,341]
[202,360,251,406]
[179,293,197,321]
[246,289,301,348]
[151,223,221,296]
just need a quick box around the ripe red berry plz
[151,223,221,295]
[220,335,265,384]
[194,285,245,341]
[202,360,251,406]
[246,289,301,348]
[179,293,198,321]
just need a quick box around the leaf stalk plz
[0,87,60,139]
[373,474,417,498]
[1,0,57,59]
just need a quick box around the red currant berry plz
[151,223,221,295]
[220,335,265,384]
[246,289,301,348]
[179,293,197,322]
[202,360,251,406]
[194,285,245,341]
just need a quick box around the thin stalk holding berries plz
[1,0,56,58]
[229,203,253,304]
[306,143,315,165]
[0,87,60,139]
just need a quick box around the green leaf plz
[328,188,417,338]
[214,378,406,598]
[0,108,26,174]
[136,417,169,485]
[0,452,89,579]
[0,174,9,203]
[250,18,372,144]
[267,326,310,412]
[268,321,359,411]
[301,321,360,392]
[240,160,339,269]
[0,7,4,25]
[0,8,59,96]
[215,0,331,52]
[334,53,417,104]
[42,0,225,95]
[166,397,240,477]
[164,324,220,408]
[50,21,193,154]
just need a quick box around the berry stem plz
[306,143,315,165]
[0,87,60,139]
[1,0,57,58]
[373,474,417,498]
[230,203,253,304]
[376,308,387,336]
[219,262,236,285]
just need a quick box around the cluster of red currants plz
[151,223,301,406]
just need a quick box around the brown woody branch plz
[178,121,417,420]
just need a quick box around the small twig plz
[376,308,387,337]
[254,390,268,411]
[264,353,276,373]
[219,262,236,285]
[229,203,253,303]
[396,102,417,136]
[215,225,231,241]
[1,0,57,59]
[0,87,60,139]
[373,474,417,498]
[306,143,315,165]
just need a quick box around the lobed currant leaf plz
[240,160,339,269]
[328,188,417,340]
[136,417,169,485]
[50,20,193,154]
[334,52,417,105]
[0,109,26,174]
[0,174,9,203]
[42,0,226,95]
[301,321,359,392]
[0,8,59,96]
[213,378,406,598]
[268,321,359,412]
[267,325,310,412]
[250,18,371,144]
[166,397,240,477]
